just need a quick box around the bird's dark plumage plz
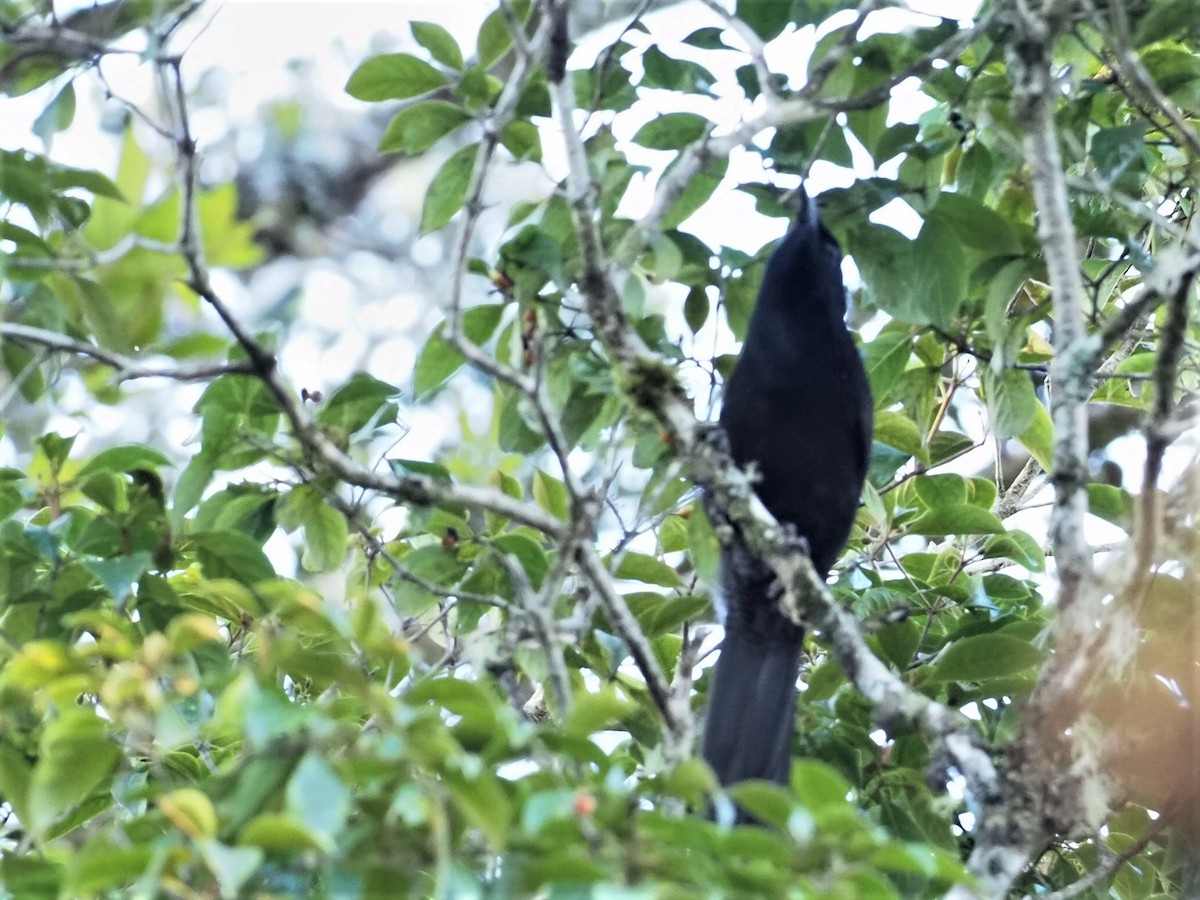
[702,191,873,795]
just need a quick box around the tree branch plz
[0,322,253,382]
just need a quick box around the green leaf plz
[983,367,1038,440]
[476,0,530,69]
[532,469,569,520]
[907,505,1005,535]
[852,218,965,329]
[198,182,261,269]
[28,711,121,837]
[493,532,549,589]
[687,506,720,585]
[406,678,498,752]
[190,531,276,584]
[662,156,727,229]
[982,531,1045,571]
[0,743,33,829]
[33,83,76,143]
[83,552,153,603]
[930,193,1020,257]
[301,504,348,573]
[1017,401,1053,470]
[393,545,466,614]
[63,840,153,896]
[172,456,214,521]
[913,474,968,509]
[660,515,688,553]
[37,432,75,474]
[873,410,925,459]
[791,760,854,809]
[684,285,710,333]
[446,770,511,849]
[1133,0,1200,44]
[912,215,967,328]
[564,687,635,738]
[412,304,506,398]
[863,330,912,405]
[1090,123,1149,190]
[1088,483,1133,527]
[625,591,709,638]
[735,0,792,40]
[379,101,472,154]
[285,754,351,851]
[929,430,975,465]
[501,117,540,162]
[388,458,453,482]
[77,444,171,479]
[421,144,476,234]
[0,857,64,898]
[641,45,716,93]
[238,814,322,851]
[931,633,1044,682]
[194,375,280,470]
[613,551,682,587]
[316,372,399,438]
[412,20,463,70]
[725,781,792,827]
[346,53,447,101]
[631,112,708,150]
[876,618,921,670]
[197,839,264,900]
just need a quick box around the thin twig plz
[0,322,253,383]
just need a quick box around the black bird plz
[702,190,873,793]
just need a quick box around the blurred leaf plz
[158,788,218,838]
[28,711,120,837]
[300,503,348,573]
[197,839,263,899]
[286,754,351,850]
[77,444,170,479]
[389,458,453,482]
[190,532,276,584]
[564,688,635,737]
[393,545,466,614]
[238,813,322,851]
[32,83,76,142]
[82,552,153,603]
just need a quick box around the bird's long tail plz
[701,628,802,789]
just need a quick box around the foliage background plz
[0,0,1198,897]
